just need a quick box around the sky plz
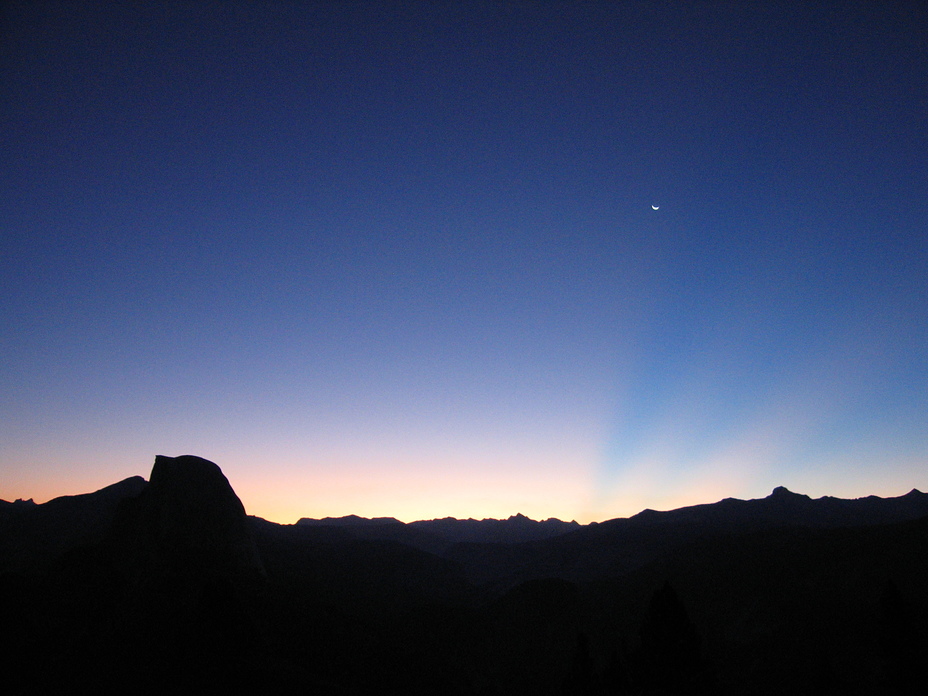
[2,1,927,524]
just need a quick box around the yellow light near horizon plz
[234,458,594,524]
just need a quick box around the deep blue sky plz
[2,1,927,522]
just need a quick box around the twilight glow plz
[2,2,926,523]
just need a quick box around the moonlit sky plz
[2,2,927,523]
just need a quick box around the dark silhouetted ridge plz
[297,513,403,527]
[0,475,147,573]
[126,454,265,584]
[292,511,580,548]
[4,461,928,695]
[769,485,804,499]
[103,455,270,692]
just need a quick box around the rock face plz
[0,456,273,692]
[129,454,265,585]
[113,456,268,689]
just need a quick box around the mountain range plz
[2,455,926,695]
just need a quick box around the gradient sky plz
[2,1,927,523]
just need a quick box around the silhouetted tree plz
[603,640,633,695]
[562,631,596,695]
[635,581,712,694]
[879,579,924,695]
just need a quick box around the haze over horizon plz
[2,2,927,525]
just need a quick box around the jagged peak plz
[769,486,808,499]
[541,517,579,525]
[0,497,37,508]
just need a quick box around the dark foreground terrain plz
[2,455,926,695]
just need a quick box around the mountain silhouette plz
[2,458,927,695]
[431,486,928,588]
[298,513,404,527]
[107,455,270,691]
[296,510,580,550]
[0,475,146,573]
[0,455,278,693]
[123,454,265,585]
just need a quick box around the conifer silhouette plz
[635,582,712,694]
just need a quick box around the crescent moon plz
[651,205,660,210]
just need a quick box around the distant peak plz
[767,486,812,505]
[297,514,402,527]
[771,486,796,497]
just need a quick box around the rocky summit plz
[3,459,928,695]
[130,454,265,584]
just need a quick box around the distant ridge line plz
[4,477,926,533]
[294,511,582,545]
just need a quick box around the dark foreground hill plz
[2,456,927,695]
